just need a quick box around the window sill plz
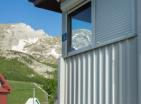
[65,34,136,58]
[95,34,136,48]
[67,45,93,57]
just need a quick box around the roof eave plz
[29,0,62,13]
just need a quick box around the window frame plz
[62,0,136,57]
[67,0,95,56]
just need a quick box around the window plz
[68,2,92,52]
[62,0,135,57]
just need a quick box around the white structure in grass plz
[25,98,40,104]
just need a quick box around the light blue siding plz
[95,0,135,45]
[59,37,137,104]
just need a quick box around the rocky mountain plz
[0,23,92,78]
[0,23,61,58]
[0,23,61,78]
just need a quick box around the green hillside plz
[8,81,47,104]
[0,57,57,104]
[0,57,46,82]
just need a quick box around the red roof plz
[0,88,10,93]
[0,74,11,94]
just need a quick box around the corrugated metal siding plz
[95,0,135,45]
[63,37,137,104]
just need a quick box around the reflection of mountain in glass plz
[72,29,92,50]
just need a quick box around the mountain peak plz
[0,23,61,59]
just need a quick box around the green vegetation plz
[42,62,57,68]
[8,81,47,104]
[10,50,57,68]
[0,57,40,81]
[0,57,57,104]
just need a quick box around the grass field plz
[0,57,46,83]
[8,81,48,104]
[0,57,57,104]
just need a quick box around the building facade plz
[59,0,141,104]
[30,0,141,104]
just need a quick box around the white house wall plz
[59,37,137,104]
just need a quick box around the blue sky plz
[0,0,62,36]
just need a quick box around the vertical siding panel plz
[132,39,137,103]
[91,52,94,104]
[77,56,81,104]
[80,55,83,104]
[69,58,73,104]
[65,59,70,104]
[67,59,70,104]
[72,57,76,104]
[92,52,94,104]
[105,46,112,104]
[99,48,105,104]
[118,43,121,104]
[114,44,120,104]
[119,41,126,104]
[87,52,92,104]
[75,56,79,104]
[130,39,137,104]
[85,54,89,104]
[112,45,115,104]
[126,40,130,104]
[58,58,66,104]
[82,54,86,104]
[112,44,119,104]
[65,59,68,104]
[93,50,99,104]
[126,39,137,104]
[109,46,113,104]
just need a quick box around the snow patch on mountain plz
[12,38,39,52]
[0,23,61,59]
[50,48,60,59]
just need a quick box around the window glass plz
[69,2,92,51]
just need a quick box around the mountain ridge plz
[0,23,61,59]
[0,23,61,78]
